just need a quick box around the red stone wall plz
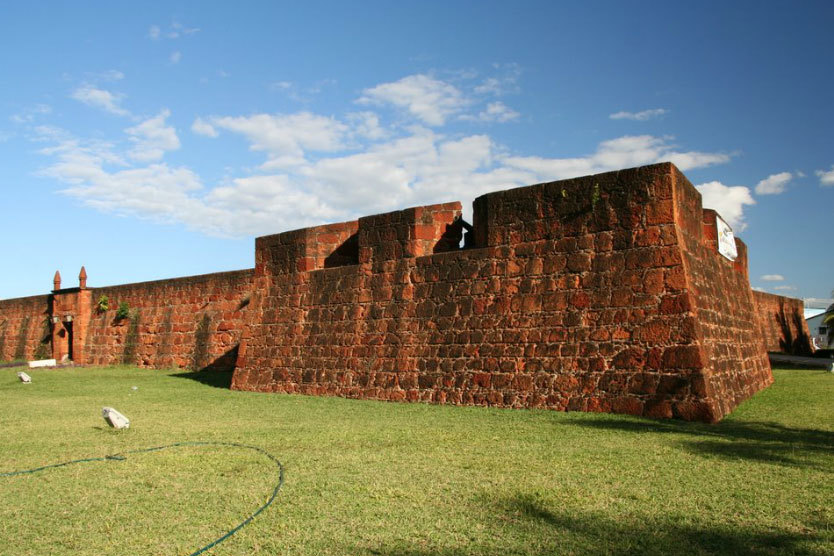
[670,171,773,421]
[231,163,774,422]
[0,295,52,361]
[83,269,253,369]
[0,162,786,422]
[752,290,812,355]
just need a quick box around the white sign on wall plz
[716,215,737,261]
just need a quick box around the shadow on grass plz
[0,361,27,369]
[564,417,834,472]
[492,494,821,556]
[169,370,234,389]
[363,494,823,555]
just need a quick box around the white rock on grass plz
[17,372,32,383]
[102,407,130,429]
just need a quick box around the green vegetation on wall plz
[122,311,140,365]
[192,313,211,371]
[115,302,130,321]
[13,316,30,361]
[157,308,174,367]
[0,321,6,360]
[33,317,51,360]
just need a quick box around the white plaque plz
[716,215,737,261]
[28,359,56,368]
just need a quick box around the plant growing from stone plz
[115,301,130,321]
[96,295,109,313]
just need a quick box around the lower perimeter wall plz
[84,270,253,370]
[0,269,253,371]
[232,163,773,422]
[0,295,52,362]
[752,291,813,355]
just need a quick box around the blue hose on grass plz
[1,441,285,555]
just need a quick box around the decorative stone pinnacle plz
[79,266,87,289]
[53,270,61,291]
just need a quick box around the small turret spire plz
[53,270,61,291]
[79,266,87,289]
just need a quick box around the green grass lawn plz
[0,365,831,555]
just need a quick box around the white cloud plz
[209,112,348,168]
[36,73,739,240]
[149,22,199,40]
[761,274,785,281]
[504,135,730,182]
[269,79,334,103]
[358,74,467,126]
[44,123,730,238]
[191,117,218,138]
[10,104,52,123]
[752,286,767,292]
[665,150,731,170]
[109,70,125,80]
[347,111,387,140]
[460,101,520,123]
[169,21,200,38]
[71,85,130,117]
[34,126,213,230]
[773,285,797,291]
[125,110,180,162]
[695,181,755,231]
[34,126,127,183]
[474,77,506,96]
[473,64,522,96]
[170,51,182,64]
[610,108,669,121]
[755,171,792,195]
[816,165,834,186]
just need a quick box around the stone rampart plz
[231,163,773,422]
[0,162,790,421]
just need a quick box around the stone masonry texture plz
[752,290,813,355]
[230,163,775,422]
[0,163,795,422]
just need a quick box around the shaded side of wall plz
[752,290,812,355]
[670,169,773,422]
[0,295,52,361]
[232,163,773,422]
[84,269,253,370]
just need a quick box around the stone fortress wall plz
[751,290,813,355]
[0,163,809,422]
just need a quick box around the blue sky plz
[1,1,832,307]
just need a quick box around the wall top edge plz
[85,267,255,293]
[473,161,679,204]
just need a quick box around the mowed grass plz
[0,365,832,556]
